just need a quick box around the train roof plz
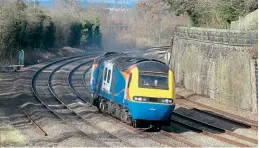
[94,52,169,72]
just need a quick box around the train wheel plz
[107,102,112,115]
[132,120,138,128]
[120,112,124,122]
[97,99,102,113]
[98,99,105,113]
[120,109,127,123]
[90,93,97,106]
[101,102,106,112]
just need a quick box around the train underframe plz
[90,93,167,131]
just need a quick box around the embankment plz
[169,26,258,112]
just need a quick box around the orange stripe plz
[127,65,136,74]
[126,65,136,100]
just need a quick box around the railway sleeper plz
[93,94,165,131]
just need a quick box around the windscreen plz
[139,72,168,90]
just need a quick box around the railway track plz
[81,63,257,147]
[49,58,134,147]
[176,101,258,132]
[31,55,109,145]
[171,111,257,147]
[27,49,182,147]
[62,60,187,146]
[30,54,138,147]
[81,65,201,147]
[182,99,258,129]
[19,46,257,147]
[70,59,189,147]
[22,109,48,136]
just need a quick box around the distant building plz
[105,8,129,12]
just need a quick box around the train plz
[89,52,176,130]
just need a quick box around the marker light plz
[133,96,173,104]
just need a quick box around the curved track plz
[80,56,257,147]
[31,54,112,146]
[80,63,201,147]
[48,57,135,147]
[26,47,258,147]
[29,51,184,147]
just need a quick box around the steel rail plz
[81,64,201,147]
[173,112,257,144]
[45,56,111,147]
[160,130,201,147]
[67,60,136,147]
[171,119,251,147]
[192,108,252,129]
[67,61,93,103]
[31,54,88,136]
[176,101,258,133]
[110,115,177,147]
[48,58,135,147]
[184,99,258,128]
[22,109,48,136]
[171,115,252,147]
[31,54,105,142]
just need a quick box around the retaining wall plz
[169,26,258,112]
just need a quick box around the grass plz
[0,124,27,147]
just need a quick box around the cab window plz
[139,72,168,90]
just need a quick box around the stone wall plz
[169,26,258,112]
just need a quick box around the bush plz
[164,0,258,28]
[68,22,82,47]
[0,0,103,60]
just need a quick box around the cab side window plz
[104,67,107,81]
[107,70,111,83]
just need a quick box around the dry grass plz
[0,124,27,147]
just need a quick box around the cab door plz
[102,62,113,93]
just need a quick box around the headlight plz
[133,96,147,102]
[161,98,173,104]
[142,97,147,101]
[133,96,173,104]
[137,97,142,101]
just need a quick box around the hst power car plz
[89,52,175,130]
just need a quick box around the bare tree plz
[100,0,190,50]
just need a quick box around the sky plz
[32,0,139,8]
